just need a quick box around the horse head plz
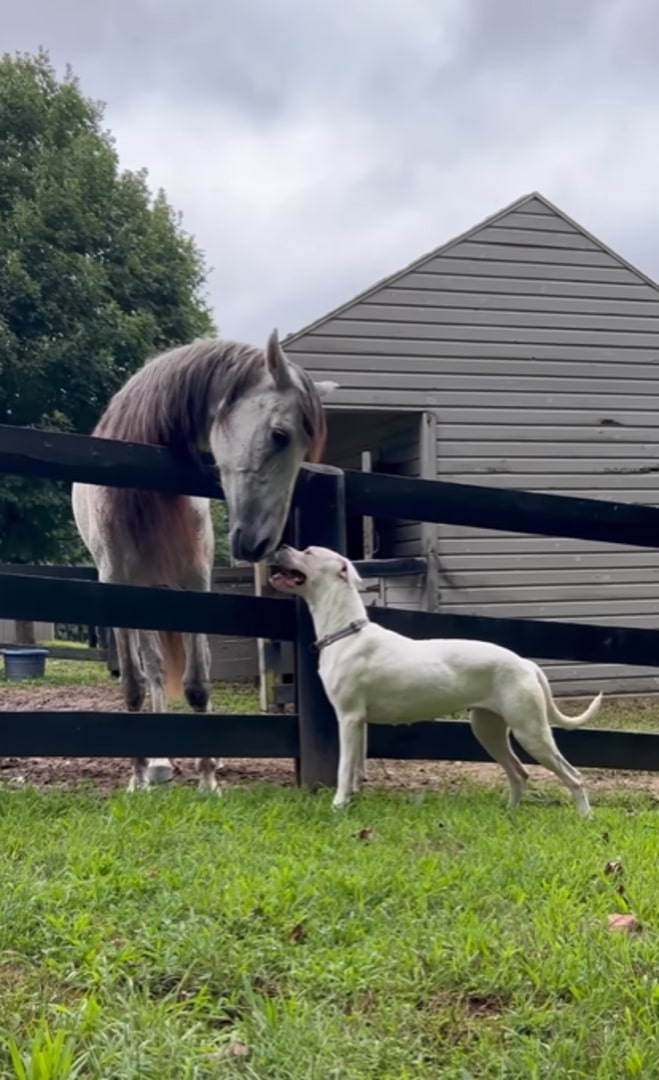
[209,328,339,562]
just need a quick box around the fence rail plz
[1,713,658,774]
[4,569,659,667]
[3,421,659,787]
[6,423,659,543]
[0,572,296,640]
[345,469,659,546]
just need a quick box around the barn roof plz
[283,191,659,347]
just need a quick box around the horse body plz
[72,329,337,792]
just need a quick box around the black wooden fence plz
[3,422,659,787]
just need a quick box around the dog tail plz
[535,665,603,728]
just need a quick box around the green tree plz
[0,49,216,568]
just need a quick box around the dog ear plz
[338,559,363,586]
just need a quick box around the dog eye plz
[272,428,290,451]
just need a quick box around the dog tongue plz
[271,569,304,586]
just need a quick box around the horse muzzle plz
[230,526,276,563]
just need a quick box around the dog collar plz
[313,619,369,652]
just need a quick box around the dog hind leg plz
[506,694,591,816]
[470,707,529,808]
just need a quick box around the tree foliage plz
[0,50,215,563]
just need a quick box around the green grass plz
[1,784,659,1079]
[0,656,260,713]
[2,661,659,1075]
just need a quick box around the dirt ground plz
[2,684,659,800]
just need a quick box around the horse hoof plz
[145,759,175,785]
[198,776,221,796]
[127,777,149,793]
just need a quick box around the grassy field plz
[3,656,659,1077]
[1,782,659,1079]
[0,653,259,714]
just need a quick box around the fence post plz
[293,464,347,790]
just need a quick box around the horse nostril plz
[251,536,270,562]
[230,527,272,563]
[230,528,243,561]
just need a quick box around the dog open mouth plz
[269,567,307,589]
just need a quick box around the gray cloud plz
[4,0,659,341]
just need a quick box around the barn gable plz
[284,192,659,696]
[284,191,659,394]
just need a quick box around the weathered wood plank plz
[343,470,659,546]
[400,272,654,297]
[2,712,658,775]
[440,242,621,267]
[344,302,659,333]
[0,573,297,640]
[320,318,659,351]
[374,287,659,317]
[0,644,106,662]
[0,563,98,579]
[371,606,659,668]
[368,722,659,771]
[0,424,224,496]
[294,466,347,789]
[0,712,298,757]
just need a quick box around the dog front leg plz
[333,714,365,809]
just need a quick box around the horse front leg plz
[112,627,152,793]
[183,631,220,794]
[137,629,175,787]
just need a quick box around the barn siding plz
[284,193,659,696]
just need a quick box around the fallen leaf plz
[604,860,623,876]
[207,1041,251,1064]
[289,922,307,944]
[607,913,642,934]
[228,1041,250,1060]
[354,828,374,841]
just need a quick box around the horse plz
[72,329,338,793]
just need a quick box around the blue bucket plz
[2,648,49,680]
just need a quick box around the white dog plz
[270,545,603,815]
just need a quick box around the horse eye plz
[272,427,290,450]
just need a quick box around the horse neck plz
[102,342,251,453]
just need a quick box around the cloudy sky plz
[5,0,658,343]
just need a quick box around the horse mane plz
[93,338,327,581]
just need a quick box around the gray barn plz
[283,191,659,697]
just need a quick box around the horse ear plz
[314,380,340,399]
[265,328,292,390]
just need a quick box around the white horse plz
[72,329,338,793]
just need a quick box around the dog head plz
[269,544,362,599]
